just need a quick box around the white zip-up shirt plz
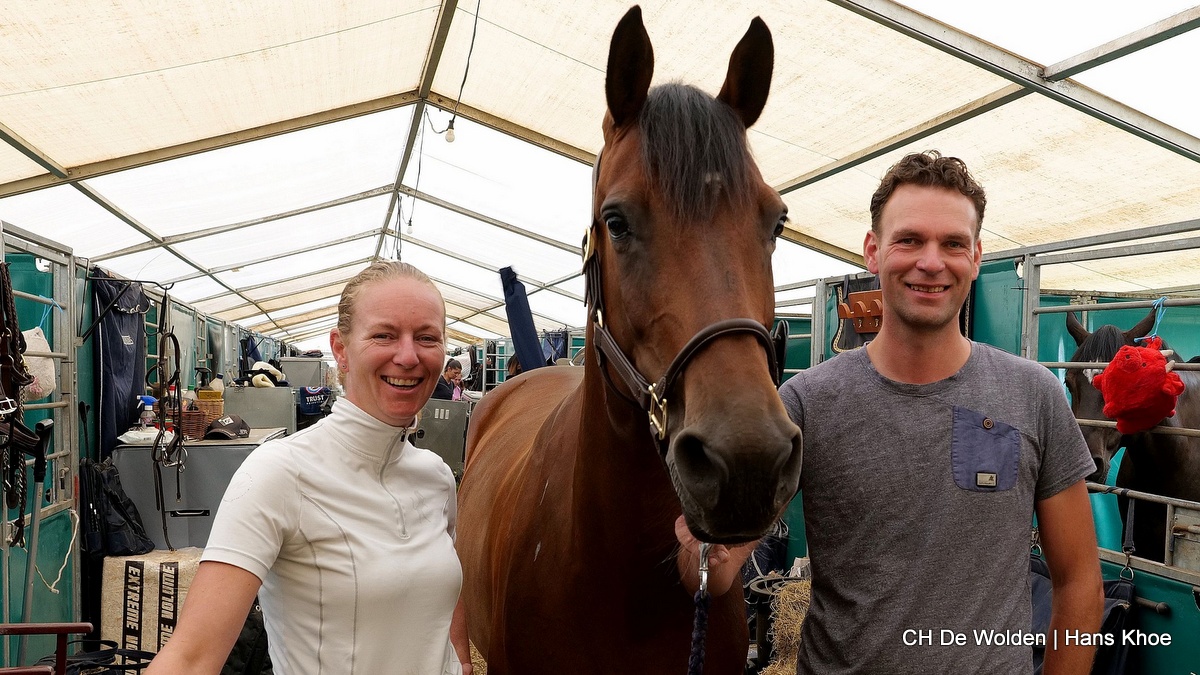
[203,399,462,675]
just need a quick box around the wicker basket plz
[180,409,208,440]
[196,398,224,431]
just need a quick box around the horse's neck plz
[1126,370,1200,499]
[566,364,680,554]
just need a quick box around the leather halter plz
[584,148,783,449]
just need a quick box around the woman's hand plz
[674,515,759,597]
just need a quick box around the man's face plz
[864,183,982,336]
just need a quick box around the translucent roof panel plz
[901,0,1199,66]
[211,237,379,289]
[773,238,862,287]
[243,264,367,304]
[97,248,201,287]
[524,289,585,329]
[0,146,44,186]
[399,200,582,285]
[396,243,514,299]
[404,108,592,247]
[172,194,390,268]
[435,282,498,314]
[788,92,1200,264]
[86,108,413,235]
[1074,29,1200,139]
[1039,248,1200,295]
[1,185,146,257]
[0,1,434,168]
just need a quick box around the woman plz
[148,261,471,675]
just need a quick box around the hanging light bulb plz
[446,118,456,143]
[406,219,413,234]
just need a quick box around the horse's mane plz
[638,83,754,222]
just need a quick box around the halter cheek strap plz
[584,148,783,449]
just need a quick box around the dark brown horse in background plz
[1066,309,1200,562]
[456,6,802,673]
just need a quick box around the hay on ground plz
[760,578,811,675]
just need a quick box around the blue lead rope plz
[1133,296,1167,343]
[688,542,713,675]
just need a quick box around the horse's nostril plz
[671,431,729,488]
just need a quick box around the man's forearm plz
[1043,577,1104,675]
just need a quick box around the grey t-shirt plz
[779,343,1093,675]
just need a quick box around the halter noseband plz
[584,148,784,449]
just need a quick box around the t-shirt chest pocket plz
[950,406,1020,492]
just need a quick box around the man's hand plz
[674,515,759,596]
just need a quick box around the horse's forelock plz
[637,83,754,223]
[1070,324,1129,363]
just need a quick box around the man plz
[780,151,1103,674]
[432,359,462,401]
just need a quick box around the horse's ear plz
[1066,311,1090,346]
[717,17,773,128]
[606,6,654,129]
[1125,308,1158,342]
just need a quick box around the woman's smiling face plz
[330,276,446,428]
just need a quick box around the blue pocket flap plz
[950,406,1019,492]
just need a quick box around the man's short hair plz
[444,359,463,374]
[869,151,986,237]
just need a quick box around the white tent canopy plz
[2,0,1198,350]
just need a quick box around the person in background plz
[433,359,463,401]
[147,261,472,675]
[779,151,1102,674]
[505,355,522,379]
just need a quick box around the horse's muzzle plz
[668,416,802,544]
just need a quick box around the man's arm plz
[1035,480,1104,675]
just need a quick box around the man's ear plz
[864,230,880,274]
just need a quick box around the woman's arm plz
[451,597,473,674]
[145,561,262,675]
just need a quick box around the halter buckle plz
[648,382,668,441]
[582,227,596,264]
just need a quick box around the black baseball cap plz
[205,414,251,440]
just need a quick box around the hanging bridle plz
[583,148,786,453]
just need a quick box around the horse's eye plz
[772,214,788,239]
[606,215,630,240]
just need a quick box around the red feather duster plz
[1092,336,1186,434]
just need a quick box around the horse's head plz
[1065,309,1158,480]
[587,6,802,544]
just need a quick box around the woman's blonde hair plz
[334,262,446,384]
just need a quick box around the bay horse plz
[456,6,802,674]
[1065,309,1200,562]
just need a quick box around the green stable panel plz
[970,259,1023,355]
[1099,560,1200,672]
[774,317,810,563]
[4,254,75,662]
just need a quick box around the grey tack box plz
[222,385,297,435]
[279,356,332,388]
[414,399,470,477]
[112,427,286,549]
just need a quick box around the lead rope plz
[687,542,712,675]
